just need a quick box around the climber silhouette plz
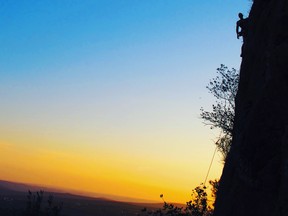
[236,13,248,41]
[236,13,249,57]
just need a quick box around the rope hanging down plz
[203,146,217,186]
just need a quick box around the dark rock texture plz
[214,0,288,216]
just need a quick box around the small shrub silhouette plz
[139,181,218,216]
[24,190,63,216]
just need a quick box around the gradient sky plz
[0,1,250,203]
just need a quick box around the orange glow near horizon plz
[0,133,222,203]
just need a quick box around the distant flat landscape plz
[0,180,162,216]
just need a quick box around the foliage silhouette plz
[200,64,239,161]
[139,181,218,216]
[208,179,219,208]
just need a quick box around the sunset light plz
[0,0,250,206]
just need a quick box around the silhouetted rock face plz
[214,1,288,216]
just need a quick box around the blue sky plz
[1,0,250,73]
[1,0,251,202]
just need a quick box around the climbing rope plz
[203,146,217,186]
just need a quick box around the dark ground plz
[0,180,162,216]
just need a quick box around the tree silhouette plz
[200,64,239,161]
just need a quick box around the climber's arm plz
[236,22,240,39]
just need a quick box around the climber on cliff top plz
[236,13,249,57]
[236,13,249,41]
